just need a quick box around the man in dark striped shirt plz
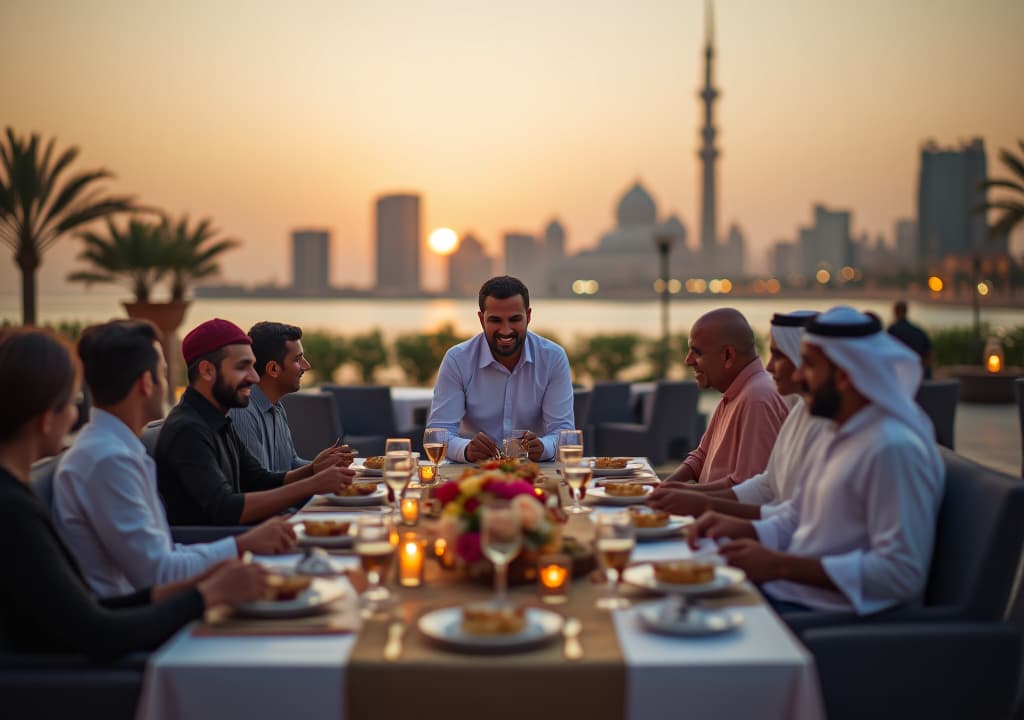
[230,322,354,472]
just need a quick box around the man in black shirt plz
[156,318,353,525]
[887,300,932,380]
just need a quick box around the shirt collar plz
[476,331,535,371]
[247,384,275,413]
[88,407,148,454]
[722,357,766,401]
[182,386,231,432]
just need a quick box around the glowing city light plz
[815,269,831,284]
[977,282,990,296]
[928,276,944,293]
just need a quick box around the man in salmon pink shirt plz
[655,308,788,491]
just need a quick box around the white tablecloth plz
[137,459,824,720]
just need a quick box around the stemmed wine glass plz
[383,451,414,521]
[384,437,412,456]
[422,427,447,483]
[557,429,584,466]
[562,457,593,514]
[594,512,635,610]
[355,515,397,617]
[480,500,522,607]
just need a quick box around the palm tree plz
[979,139,1024,240]
[0,128,135,325]
[160,214,240,301]
[67,217,168,302]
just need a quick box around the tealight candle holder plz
[538,553,571,604]
[433,537,455,570]
[418,463,436,485]
[400,496,420,525]
[398,532,427,587]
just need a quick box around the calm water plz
[1,293,1020,340]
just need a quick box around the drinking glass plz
[557,429,584,466]
[422,427,448,482]
[503,429,529,461]
[594,512,635,610]
[480,500,522,606]
[383,451,414,520]
[355,515,397,616]
[562,457,593,514]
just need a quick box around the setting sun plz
[428,228,459,255]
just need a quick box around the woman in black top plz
[0,328,268,661]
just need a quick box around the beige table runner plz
[347,562,627,720]
[192,602,360,637]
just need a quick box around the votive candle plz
[538,553,571,604]
[400,497,420,525]
[418,463,436,484]
[399,533,426,587]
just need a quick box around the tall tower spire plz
[698,0,720,275]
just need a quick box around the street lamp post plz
[654,234,675,378]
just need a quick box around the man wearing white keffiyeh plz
[687,306,944,615]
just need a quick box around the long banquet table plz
[137,460,824,720]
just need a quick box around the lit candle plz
[399,533,425,587]
[418,464,436,483]
[537,553,571,604]
[987,354,1002,373]
[400,497,420,525]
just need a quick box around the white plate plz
[591,461,647,478]
[352,465,383,477]
[622,564,746,596]
[295,524,354,548]
[636,604,745,636]
[234,578,347,618]
[418,606,565,654]
[322,486,388,506]
[585,485,653,505]
[633,516,692,541]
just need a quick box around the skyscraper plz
[698,0,720,276]
[917,138,989,264]
[292,229,330,294]
[799,205,852,276]
[504,232,543,292]
[376,193,421,293]
[447,233,493,296]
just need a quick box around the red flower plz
[434,481,460,505]
[456,531,482,564]
[490,479,536,500]
[464,497,481,513]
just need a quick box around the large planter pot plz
[123,300,191,403]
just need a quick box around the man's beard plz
[807,373,841,419]
[488,331,523,358]
[213,370,252,409]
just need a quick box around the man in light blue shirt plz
[428,276,575,463]
[54,320,296,597]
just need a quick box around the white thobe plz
[753,404,944,614]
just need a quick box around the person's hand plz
[718,538,783,584]
[312,443,356,473]
[310,463,356,494]
[646,487,711,516]
[520,431,544,462]
[465,433,501,463]
[235,516,297,556]
[197,559,269,608]
[685,510,756,549]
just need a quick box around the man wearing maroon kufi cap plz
[155,318,355,525]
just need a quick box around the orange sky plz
[2,0,1022,295]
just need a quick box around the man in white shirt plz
[427,276,575,463]
[688,307,944,615]
[649,310,833,519]
[54,319,296,597]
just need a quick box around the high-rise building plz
[771,240,798,279]
[894,219,918,269]
[721,223,745,277]
[541,219,566,297]
[292,229,330,294]
[375,193,421,293]
[504,232,543,291]
[917,138,989,264]
[447,232,493,296]
[799,204,852,276]
[698,0,720,276]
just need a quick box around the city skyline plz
[2,0,1022,296]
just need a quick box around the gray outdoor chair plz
[1016,378,1024,476]
[594,381,699,465]
[280,392,344,460]
[915,378,960,449]
[572,389,592,431]
[796,448,1024,719]
[321,384,422,456]
[584,381,633,455]
[141,419,163,457]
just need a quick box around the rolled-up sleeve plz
[538,349,574,461]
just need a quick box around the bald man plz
[660,308,789,487]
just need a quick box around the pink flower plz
[457,531,482,564]
[464,497,481,513]
[511,494,545,531]
[434,481,460,505]
[490,479,535,500]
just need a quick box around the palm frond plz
[998,147,1024,182]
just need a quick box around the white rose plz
[511,494,545,531]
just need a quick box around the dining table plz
[136,458,824,720]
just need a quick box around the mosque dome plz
[616,182,658,228]
[660,215,687,242]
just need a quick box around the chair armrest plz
[170,525,250,544]
[803,622,1020,720]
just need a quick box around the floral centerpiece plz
[434,458,566,578]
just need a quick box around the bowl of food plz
[628,507,670,528]
[301,519,352,537]
[652,560,716,586]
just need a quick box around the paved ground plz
[655,392,1023,478]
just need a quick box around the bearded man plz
[427,276,575,463]
[155,318,354,525]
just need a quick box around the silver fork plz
[384,620,406,661]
